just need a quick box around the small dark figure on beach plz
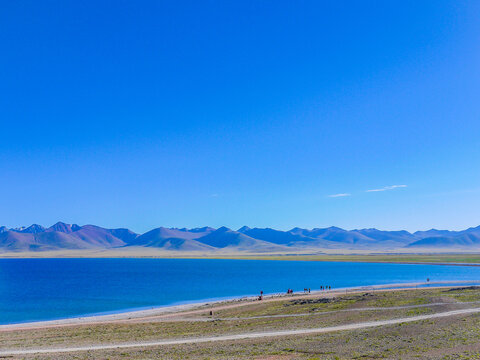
[308,288,311,293]
[329,285,331,290]
[209,310,213,316]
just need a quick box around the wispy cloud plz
[366,185,407,192]
[328,193,351,198]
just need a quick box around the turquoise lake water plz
[1,258,480,324]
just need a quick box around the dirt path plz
[2,307,480,356]
[157,300,480,322]
[204,300,480,322]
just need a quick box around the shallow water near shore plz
[1,258,480,325]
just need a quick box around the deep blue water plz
[1,258,480,324]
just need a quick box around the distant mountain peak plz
[464,225,480,232]
[48,222,78,234]
[327,226,344,231]
[21,224,46,234]
[237,226,251,233]
[189,226,216,233]
[289,227,304,232]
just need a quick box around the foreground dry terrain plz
[2,286,480,359]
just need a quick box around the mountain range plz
[1,222,480,252]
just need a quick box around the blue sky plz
[1,1,479,233]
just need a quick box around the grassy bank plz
[201,253,480,265]
[3,286,480,359]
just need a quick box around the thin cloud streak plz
[366,185,407,192]
[328,193,351,198]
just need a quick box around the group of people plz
[285,285,333,295]
[262,285,334,299]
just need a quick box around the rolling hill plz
[197,227,289,252]
[128,227,215,251]
[407,226,480,248]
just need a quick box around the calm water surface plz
[1,258,480,324]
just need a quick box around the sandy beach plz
[3,280,480,332]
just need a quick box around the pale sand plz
[0,248,321,258]
[2,280,479,332]
[1,246,479,258]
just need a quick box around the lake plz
[1,258,480,324]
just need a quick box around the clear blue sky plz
[1,1,479,233]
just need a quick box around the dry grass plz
[3,287,480,359]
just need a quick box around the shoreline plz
[2,253,480,267]
[2,280,480,332]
